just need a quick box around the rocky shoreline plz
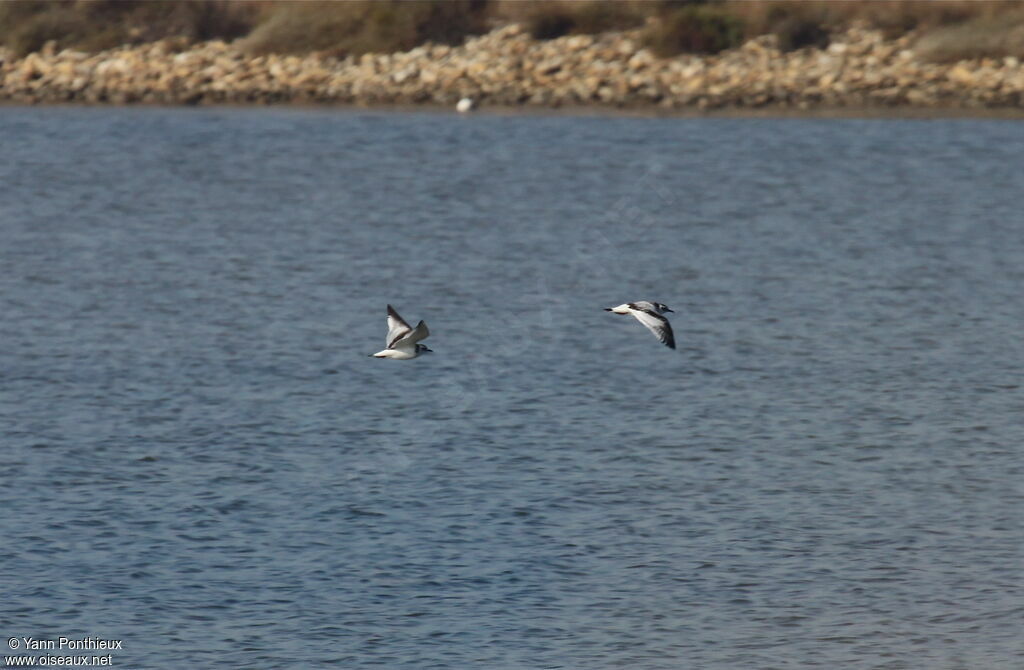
[2,23,1023,111]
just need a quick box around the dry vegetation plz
[1,0,1023,62]
[913,8,1024,62]
[240,1,489,56]
[0,0,257,56]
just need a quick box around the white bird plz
[370,305,432,360]
[456,97,475,113]
[604,301,675,349]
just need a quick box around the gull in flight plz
[370,305,432,359]
[604,301,675,349]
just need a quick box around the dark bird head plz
[657,303,673,313]
[417,344,433,353]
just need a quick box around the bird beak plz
[665,308,675,313]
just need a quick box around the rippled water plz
[2,107,1023,669]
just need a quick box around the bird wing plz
[398,320,429,346]
[386,305,413,348]
[631,308,675,349]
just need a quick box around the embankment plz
[2,24,1022,111]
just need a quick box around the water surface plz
[2,107,1023,669]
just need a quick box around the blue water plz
[2,107,1023,669]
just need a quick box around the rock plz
[948,65,975,85]
[0,23,1021,110]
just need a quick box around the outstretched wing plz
[632,308,675,349]
[391,320,429,350]
[386,305,412,348]
[407,320,429,344]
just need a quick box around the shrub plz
[643,4,744,57]
[524,1,644,40]
[526,7,575,40]
[770,14,830,51]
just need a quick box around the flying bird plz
[370,305,432,359]
[604,301,675,349]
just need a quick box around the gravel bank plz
[3,24,1022,111]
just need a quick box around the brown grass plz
[0,0,257,56]
[2,0,1024,58]
[913,10,1024,62]
[725,1,1022,39]
[240,1,489,57]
